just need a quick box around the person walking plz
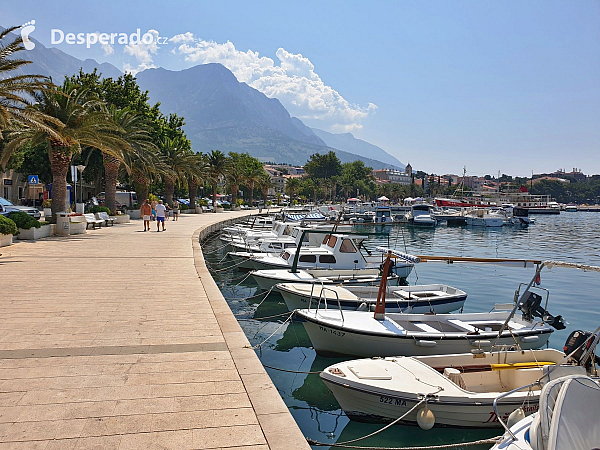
[151,199,158,221]
[140,199,152,231]
[172,200,179,221]
[155,200,167,232]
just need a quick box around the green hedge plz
[0,215,18,235]
[86,205,111,214]
[7,211,42,231]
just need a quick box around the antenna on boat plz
[374,251,391,320]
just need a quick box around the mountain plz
[135,64,394,168]
[1,27,122,81]
[4,28,398,169]
[311,128,404,170]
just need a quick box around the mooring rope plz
[226,286,273,302]
[262,363,321,374]
[201,238,232,255]
[307,437,502,449]
[309,398,427,447]
[209,257,251,272]
[245,311,295,349]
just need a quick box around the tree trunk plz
[248,181,255,207]
[188,178,198,211]
[48,142,73,223]
[230,183,238,208]
[212,183,218,210]
[165,177,175,206]
[103,153,120,214]
[133,171,150,209]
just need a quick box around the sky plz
[2,0,599,177]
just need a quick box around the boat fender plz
[506,407,525,428]
[415,340,437,347]
[417,405,435,430]
[356,302,369,311]
[470,340,492,347]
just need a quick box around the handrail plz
[316,286,344,324]
[492,380,542,441]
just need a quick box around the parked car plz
[96,191,137,213]
[0,197,41,219]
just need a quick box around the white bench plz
[83,213,105,229]
[96,212,116,226]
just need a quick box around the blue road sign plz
[28,175,39,185]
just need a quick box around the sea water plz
[203,212,600,449]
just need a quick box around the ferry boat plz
[435,189,560,215]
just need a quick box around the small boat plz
[564,203,578,212]
[278,283,467,313]
[465,208,505,227]
[320,348,582,428]
[403,204,437,227]
[374,206,393,223]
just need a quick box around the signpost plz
[28,175,39,185]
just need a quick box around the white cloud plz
[123,29,160,75]
[102,43,114,56]
[171,33,376,131]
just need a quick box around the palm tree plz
[226,152,246,207]
[243,159,265,208]
[285,177,302,202]
[0,26,59,141]
[103,107,157,213]
[4,80,128,220]
[160,135,194,206]
[187,153,206,212]
[206,150,228,209]
[256,173,274,209]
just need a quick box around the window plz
[339,239,357,253]
[327,235,337,248]
[281,251,291,261]
[319,255,336,264]
[322,234,330,245]
[299,255,316,263]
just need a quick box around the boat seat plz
[443,367,467,390]
[412,322,441,333]
[447,319,477,332]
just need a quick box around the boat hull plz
[322,378,537,428]
[278,284,466,313]
[252,270,402,292]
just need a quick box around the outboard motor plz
[518,291,566,330]
[563,330,600,369]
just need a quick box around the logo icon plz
[21,20,36,50]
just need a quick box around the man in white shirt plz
[155,200,167,232]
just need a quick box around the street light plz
[76,165,86,203]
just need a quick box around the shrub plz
[236,199,244,207]
[199,199,208,207]
[7,211,41,230]
[0,215,18,236]
[42,199,52,208]
[222,203,232,210]
[180,203,189,210]
[86,206,111,214]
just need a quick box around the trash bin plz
[56,212,70,236]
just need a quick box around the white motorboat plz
[320,348,583,428]
[491,376,600,450]
[374,206,393,223]
[277,283,467,313]
[252,267,404,292]
[404,204,437,227]
[564,203,578,212]
[247,233,414,274]
[465,208,505,227]
[296,308,556,357]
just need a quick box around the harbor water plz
[202,212,600,449]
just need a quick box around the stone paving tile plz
[0,212,310,450]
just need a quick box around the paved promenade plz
[0,212,310,449]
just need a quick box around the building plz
[372,164,413,185]
[2,169,44,206]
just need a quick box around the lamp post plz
[76,165,86,203]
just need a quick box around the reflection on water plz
[204,213,600,449]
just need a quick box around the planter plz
[69,221,86,235]
[233,207,241,211]
[114,214,130,224]
[0,234,13,247]
[128,210,141,220]
[17,224,52,240]
[216,207,225,213]
[181,209,193,214]
[43,208,52,219]
[195,206,203,214]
